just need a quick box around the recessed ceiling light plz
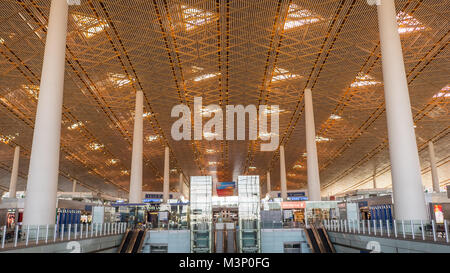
[193,73,220,82]
[108,73,134,88]
[181,5,216,31]
[350,73,380,88]
[72,13,109,38]
[87,142,104,151]
[271,67,301,82]
[396,12,426,34]
[316,136,331,143]
[146,135,159,142]
[68,121,84,130]
[433,85,449,98]
[0,135,15,144]
[329,114,342,120]
[284,4,323,30]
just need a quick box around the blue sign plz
[278,192,306,198]
[289,196,308,201]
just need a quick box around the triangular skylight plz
[284,4,323,30]
[396,12,426,34]
[350,73,381,88]
[271,67,301,82]
[433,85,450,99]
[108,73,135,88]
[181,5,217,31]
[72,13,109,38]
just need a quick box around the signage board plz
[281,201,306,209]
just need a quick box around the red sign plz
[281,201,306,209]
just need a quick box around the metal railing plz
[324,219,450,244]
[0,222,130,250]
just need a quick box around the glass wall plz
[238,176,261,253]
[190,176,213,253]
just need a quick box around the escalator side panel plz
[131,230,146,253]
[118,230,133,253]
[310,226,327,253]
[319,227,336,253]
[303,228,320,253]
[316,228,333,253]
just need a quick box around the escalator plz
[118,229,147,253]
[303,225,336,253]
[316,226,335,253]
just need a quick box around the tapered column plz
[128,90,144,203]
[179,172,184,198]
[23,0,69,225]
[266,171,271,197]
[279,145,288,201]
[72,180,76,193]
[304,88,321,201]
[428,141,440,193]
[375,0,427,220]
[9,146,20,199]
[163,146,170,203]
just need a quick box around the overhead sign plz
[217,182,235,197]
[281,201,306,209]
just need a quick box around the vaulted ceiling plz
[0,0,448,198]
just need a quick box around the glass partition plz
[238,176,261,253]
[190,176,213,253]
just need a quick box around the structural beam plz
[279,145,288,201]
[128,90,144,203]
[266,171,271,197]
[305,88,321,201]
[163,146,170,203]
[428,141,440,193]
[23,0,69,225]
[375,0,427,220]
[9,146,20,199]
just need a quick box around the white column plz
[23,0,69,225]
[72,180,76,193]
[9,146,20,199]
[163,146,170,203]
[128,90,144,203]
[375,0,427,220]
[428,141,440,193]
[279,145,288,201]
[179,172,184,198]
[304,88,321,201]
[266,171,271,197]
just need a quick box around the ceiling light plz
[271,67,301,82]
[208,161,218,166]
[21,84,39,99]
[68,121,84,130]
[350,73,380,88]
[329,114,342,120]
[248,166,257,170]
[433,85,449,98]
[146,135,159,142]
[293,164,303,169]
[193,73,220,82]
[284,4,323,30]
[87,142,104,151]
[143,112,153,118]
[107,159,119,165]
[396,12,426,34]
[72,13,109,38]
[120,170,129,176]
[191,66,204,73]
[262,107,285,115]
[0,135,15,144]
[316,136,331,143]
[181,5,216,31]
[108,73,134,88]
[206,149,217,154]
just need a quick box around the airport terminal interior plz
[0,0,449,253]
